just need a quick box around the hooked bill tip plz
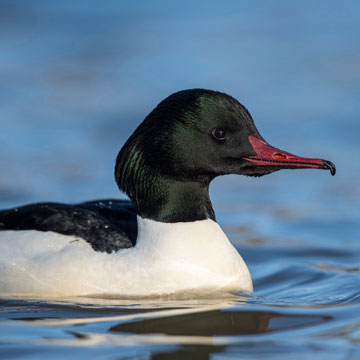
[323,160,336,176]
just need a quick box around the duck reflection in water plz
[110,307,332,360]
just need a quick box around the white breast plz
[0,217,253,297]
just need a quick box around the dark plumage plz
[0,200,137,253]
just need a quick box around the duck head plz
[115,89,335,222]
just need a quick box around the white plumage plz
[0,216,252,297]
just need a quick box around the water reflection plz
[4,297,360,360]
[110,308,331,337]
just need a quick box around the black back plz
[0,200,138,253]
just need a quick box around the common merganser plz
[0,89,335,297]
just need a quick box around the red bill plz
[244,136,336,176]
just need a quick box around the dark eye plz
[211,128,227,141]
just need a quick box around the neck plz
[116,153,215,222]
[133,175,215,222]
[144,178,215,222]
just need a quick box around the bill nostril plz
[273,153,287,159]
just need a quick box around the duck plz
[0,89,335,298]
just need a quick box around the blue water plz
[0,1,359,359]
